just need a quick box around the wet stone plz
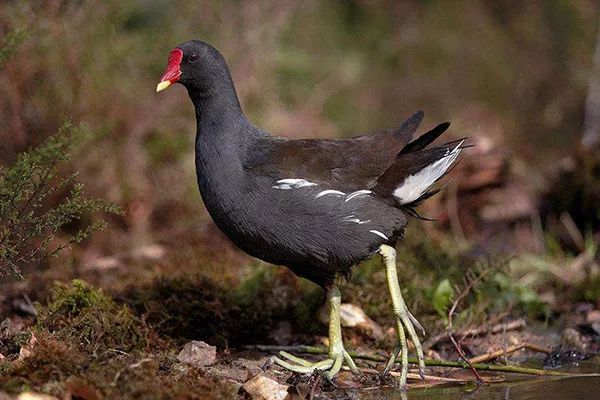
[544,348,588,368]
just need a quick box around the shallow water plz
[406,376,600,400]
[357,357,600,400]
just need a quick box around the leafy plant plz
[432,278,454,322]
[0,123,120,279]
[0,29,28,68]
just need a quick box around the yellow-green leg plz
[273,286,358,379]
[379,244,426,389]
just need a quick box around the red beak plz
[156,48,183,92]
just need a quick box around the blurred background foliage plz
[1,0,599,345]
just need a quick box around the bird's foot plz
[381,309,426,388]
[379,244,426,390]
[273,286,358,380]
[273,348,358,380]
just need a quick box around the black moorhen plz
[156,40,464,388]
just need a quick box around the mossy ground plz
[0,280,240,399]
[0,227,598,399]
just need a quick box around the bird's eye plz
[189,54,199,63]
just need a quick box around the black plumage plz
[156,40,462,288]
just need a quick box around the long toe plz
[272,349,356,380]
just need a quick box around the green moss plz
[0,329,31,358]
[38,279,151,356]
[44,279,111,318]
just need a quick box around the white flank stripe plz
[272,178,317,190]
[369,230,388,240]
[345,190,372,202]
[315,189,346,198]
[393,141,463,205]
[342,215,371,224]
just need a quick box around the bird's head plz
[156,40,227,93]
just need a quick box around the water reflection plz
[351,357,600,400]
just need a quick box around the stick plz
[351,366,466,383]
[247,345,598,377]
[449,333,484,383]
[468,343,550,364]
[424,319,527,348]
[446,271,489,384]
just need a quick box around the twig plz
[468,343,550,364]
[425,319,527,348]
[110,357,153,387]
[561,212,585,252]
[247,345,596,377]
[446,180,466,241]
[351,366,465,382]
[446,270,490,384]
[449,333,484,384]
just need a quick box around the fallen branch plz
[468,343,550,364]
[248,345,598,377]
[424,318,527,349]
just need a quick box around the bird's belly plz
[196,172,405,286]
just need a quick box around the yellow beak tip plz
[156,81,171,93]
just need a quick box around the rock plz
[177,340,216,367]
[242,375,289,400]
[18,333,36,361]
[339,303,384,340]
[131,243,166,261]
[562,327,588,352]
[544,348,587,369]
[319,303,384,340]
[16,393,58,400]
[586,309,600,324]
[592,321,600,337]
[82,256,123,271]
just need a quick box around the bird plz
[156,40,465,389]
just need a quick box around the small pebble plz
[177,340,217,367]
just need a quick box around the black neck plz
[186,73,267,155]
[189,91,240,125]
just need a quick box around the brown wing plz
[244,111,425,191]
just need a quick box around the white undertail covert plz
[392,141,464,205]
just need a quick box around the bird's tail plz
[371,122,467,212]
